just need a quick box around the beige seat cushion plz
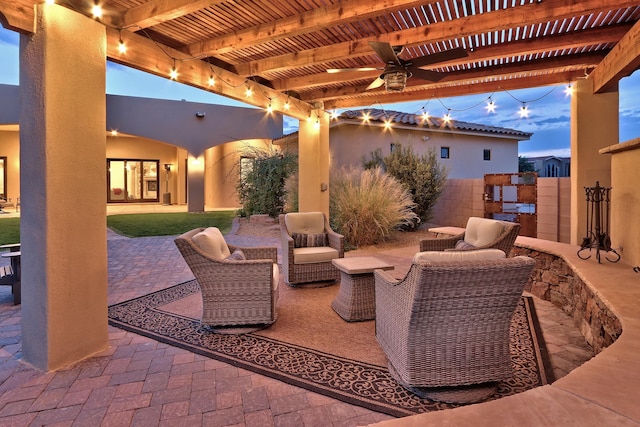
[293,247,339,264]
[285,212,326,235]
[192,227,231,260]
[272,264,280,291]
[464,217,505,247]
[413,249,506,264]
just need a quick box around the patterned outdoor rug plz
[108,280,553,418]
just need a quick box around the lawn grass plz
[0,218,20,245]
[107,211,236,237]
[0,211,237,243]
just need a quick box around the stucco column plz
[187,154,205,212]
[297,111,330,216]
[19,4,108,370]
[570,78,618,245]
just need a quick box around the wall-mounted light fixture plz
[195,112,205,118]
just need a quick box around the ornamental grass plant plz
[330,167,418,247]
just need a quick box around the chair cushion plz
[272,264,280,291]
[192,227,231,260]
[413,249,506,264]
[464,217,505,247]
[291,232,328,248]
[285,212,326,235]
[225,249,246,261]
[293,247,340,264]
[453,240,477,250]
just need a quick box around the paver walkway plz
[0,220,592,426]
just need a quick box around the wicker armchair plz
[420,216,521,255]
[175,227,279,327]
[374,249,535,403]
[279,212,344,286]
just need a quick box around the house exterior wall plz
[327,123,520,178]
[0,130,20,201]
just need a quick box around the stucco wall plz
[0,130,20,201]
[608,139,640,267]
[328,123,519,178]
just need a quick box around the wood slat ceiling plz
[1,0,640,120]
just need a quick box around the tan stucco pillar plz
[187,154,205,212]
[297,112,330,216]
[19,4,108,370]
[570,78,617,245]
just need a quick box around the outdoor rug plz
[108,279,554,418]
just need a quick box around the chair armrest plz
[326,228,344,256]
[229,245,278,263]
[419,231,464,252]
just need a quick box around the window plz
[483,149,491,161]
[107,159,159,203]
[440,147,450,159]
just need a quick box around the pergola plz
[0,0,638,372]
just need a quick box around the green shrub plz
[236,147,297,218]
[365,145,447,229]
[330,167,418,247]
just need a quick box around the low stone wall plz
[512,246,621,354]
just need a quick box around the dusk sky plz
[1,25,639,158]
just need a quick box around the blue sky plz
[2,25,639,158]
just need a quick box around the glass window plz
[107,159,159,203]
[440,147,450,159]
[483,149,491,161]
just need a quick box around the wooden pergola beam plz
[323,70,587,110]
[235,0,638,77]
[107,27,313,121]
[591,19,640,93]
[187,0,430,57]
[274,24,630,92]
[119,0,226,30]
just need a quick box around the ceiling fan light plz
[384,71,407,91]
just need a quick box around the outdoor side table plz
[331,256,394,322]
[1,250,21,305]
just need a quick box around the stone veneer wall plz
[512,246,621,354]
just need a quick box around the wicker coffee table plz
[331,256,394,322]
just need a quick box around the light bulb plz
[169,66,178,80]
[91,3,102,19]
[245,86,253,98]
[208,75,215,87]
[330,110,339,120]
[118,40,126,54]
[266,103,273,114]
[314,119,320,130]
[564,84,574,96]
[485,99,496,113]
[384,119,392,130]
[421,111,430,121]
[443,110,452,123]
[283,101,290,110]
[519,104,529,118]
[362,112,370,122]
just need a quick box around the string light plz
[443,109,452,123]
[421,110,430,122]
[330,110,339,120]
[245,83,253,98]
[169,59,178,80]
[519,103,529,118]
[314,117,320,130]
[485,97,496,113]
[117,30,126,54]
[283,99,290,111]
[91,2,103,19]
[45,0,55,5]
[266,100,273,114]
[110,130,118,136]
[564,84,574,97]
[362,111,370,122]
[208,75,215,87]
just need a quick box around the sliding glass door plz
[107,159,159,203]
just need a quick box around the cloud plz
[519,148,571,158]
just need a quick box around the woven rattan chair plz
[374,249,535,403]
[420,216,521,255]
[279,212,344,286]
[175,227,279,328]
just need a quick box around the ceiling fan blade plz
[410,47,468,68]
[327,67,381,73]
[366,77,385,90]
[411,68,447,82]
[369,41,401,65]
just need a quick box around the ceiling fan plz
[327,41,468,92]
